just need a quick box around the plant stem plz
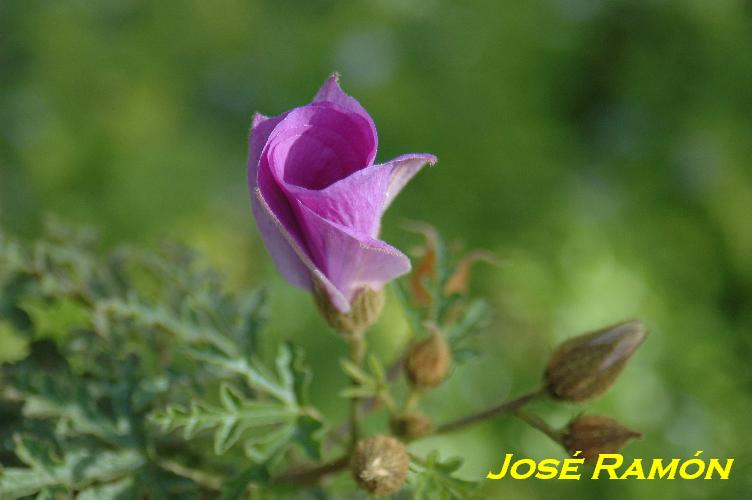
[276,388,550,486]
[431,388,545,436]
[514,408,563,444]
[274,454,350,486]
[346,329,366,450]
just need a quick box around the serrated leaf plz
[0,321,29,362]
[220,466,269,500]
[292,415,325,460]
[77,477,135,500]
[0,438,143,499]
[20,297,90,342]
[409,451,481,500]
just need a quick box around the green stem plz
[274,454,350,485]
[346,330,366,450]
[431,388,545,436]
[514,408,563,444]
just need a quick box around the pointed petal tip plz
[251,112,270,129]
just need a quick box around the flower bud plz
[390,411,433,440]
[544,320,647,402]
[563,414,641,463]
[404,329,451,389]
[351,435,409,496]
[313,284,385,335]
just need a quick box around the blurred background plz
[1,0,751,498]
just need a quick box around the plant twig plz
[431,388,545,436]
[514,408,563,444]
[274,454,350,486]
[346,330,366,450]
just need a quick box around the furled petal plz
[285,153,438,236]
[263,105,375,190]
[253,184,350,311]
[313,74,378,165]
[248,112,312,290]
[293,200,411,309]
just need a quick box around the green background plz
[1,0,751,498]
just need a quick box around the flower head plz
[248,75,437,314]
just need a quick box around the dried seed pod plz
[313,284,384,335]
[390,411,433,440]
[351,435,409,496]
[563,414,641,463]
[545,320,647,402]
[405,329,451,389]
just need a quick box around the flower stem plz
[514,408,563,444]
[431,388,545,436]
[346,329,367,450]
[274,454,350,485]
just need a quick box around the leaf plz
[444,299,491,364]
[220,466,269,500]
[0,321,29,363]
[409,451,481,500]
[442,251,498,297]
[155,336,324,463]
[151,383,296,456]
[77,477,136,500]
[20,297,90,342]
[18,371,129,446]
[0,436,144,499]
[338,355,392,409]
[185,343,298,406]
[404,221,442,307]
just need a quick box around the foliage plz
[0,221,494,499]
[408,451,481,500]
[0,221,331,498]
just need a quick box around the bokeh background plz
[1,0,751,498]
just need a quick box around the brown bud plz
[544,320,647,402]
[563,414,641,463]
[390,412,433,440]
[351,435,409,496]
[404,329,451,389]
[313,284,384,335]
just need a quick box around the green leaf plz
[0,321,29,363]
[409,451,481,500]
[77,477,136,500]
[0,435,144,499]
[444,299,490,363]
[185,344,297,406]
[151,384,296,456]
[19,372,129,446]
[20,297,90,342]
[338,355,391,402]
[220,466,269,500]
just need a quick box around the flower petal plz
[294,201,411,310]
[263,105,375,190]
[249,112,313,291]
[249,112,285,180]
[253,182,349,311]
[313,74,378,166]
[286,153,438,236]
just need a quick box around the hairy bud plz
[544,320,647,402]
[351,435,409,496]
[563,414,641,463]
[405,329,451,389]
[390,411,433,440]
[313,284,385,335]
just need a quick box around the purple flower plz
[248,75,437,313]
